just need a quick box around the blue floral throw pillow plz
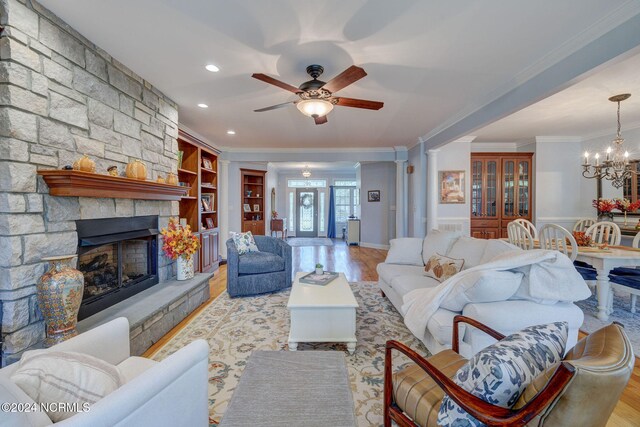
[437,322,568,426]
[231,231,259,255]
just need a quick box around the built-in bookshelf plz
[241,169,266,235]
[177,130,219,273]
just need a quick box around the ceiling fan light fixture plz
[296,99,333,118]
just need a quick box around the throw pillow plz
[424,254,464,282]
[230,231,259,255]
[422,230,461,265]
[11,350,125,422]
[437,322,569,426]
[440,270,524,312]
[385,238,424,266]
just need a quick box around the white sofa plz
[377,231,584,358]
[0,318,209,427]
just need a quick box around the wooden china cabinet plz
[470,153,534,239]
[177,129,220,273]
[241,169,266,235]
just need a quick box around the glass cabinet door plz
[502,160,515,218]
[471,160,483,217]
[517,160,530,217]
[486,161,498,218]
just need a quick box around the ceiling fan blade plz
[322,66,367,93]
[252,73,301,94]
[314,115,328,125]
[253,101,296,112]
[335,97,384,110]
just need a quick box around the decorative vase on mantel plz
[177,255,194,281]
[37,256,84,347]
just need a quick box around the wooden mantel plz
[38,170,189,201]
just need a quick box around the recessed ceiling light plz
[197,103,208,108]
[227,130,236,135]
[205,64,220,72]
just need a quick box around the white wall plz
[276,171,356,237]
[228,161,268,234]
[436,140,472,234]
[534,139,585,231]
[360,162,396,248]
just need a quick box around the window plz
[334,180,357,187]
[289,191,294,230]
[334,187,358,224]
[287,179,327,188]
[319,192,325,233]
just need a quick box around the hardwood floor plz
[143,239,640,426]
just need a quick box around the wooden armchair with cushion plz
[384,316,634,427]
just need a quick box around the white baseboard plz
[360,242,390,250]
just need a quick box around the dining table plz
[572,246,640,321]
[503,240,640,321]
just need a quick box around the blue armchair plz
[226,235,293,297]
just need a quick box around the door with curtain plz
[296,189,318,237]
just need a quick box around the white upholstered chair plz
[513,218,538,240]
[573,218,596,233]
[0,318,209,426]
[584,221,621,246]
[507,221,534,250]
[539,224,578,262]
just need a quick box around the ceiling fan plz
[252,64,384,125]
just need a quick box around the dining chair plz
[609,230,640,314]
[573,218,596,233]
[507,221,534,250]
[513,218,538,240]
[584,221,621,246]
[539,224,577,261]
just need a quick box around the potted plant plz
[161,217,200,280]
[593,198,616,221]
[315,263,324,275]
[614,198,640,226]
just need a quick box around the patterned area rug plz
[286,237,334,247]
[151,282,429,426]
[576,291,640,356]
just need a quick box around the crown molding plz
[178,124,222,151]
[220,146,396,154]
[453,135,477,143]
[534,136,583,143]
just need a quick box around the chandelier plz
[582,93,634,188]
[302,166,311,178]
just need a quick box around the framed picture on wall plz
[439,170,465,204]
[367,190,380,202]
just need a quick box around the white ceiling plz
[474,51,640,142]
[40,0,634,149]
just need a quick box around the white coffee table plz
[287,272,359,354]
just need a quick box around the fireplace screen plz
[79,239,151,301]
[76,215,159,320]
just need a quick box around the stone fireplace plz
[76,215,159,320]
[0,0,189,365]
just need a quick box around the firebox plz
[76,215,159,320]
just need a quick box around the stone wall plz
[0,0,179,365]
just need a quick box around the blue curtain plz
[327,186,336,238]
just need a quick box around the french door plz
[296,189,318,237]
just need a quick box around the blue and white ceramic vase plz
[37,256,84,347]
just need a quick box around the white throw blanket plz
[401,249,591,340]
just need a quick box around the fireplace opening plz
[76,216,159,320]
